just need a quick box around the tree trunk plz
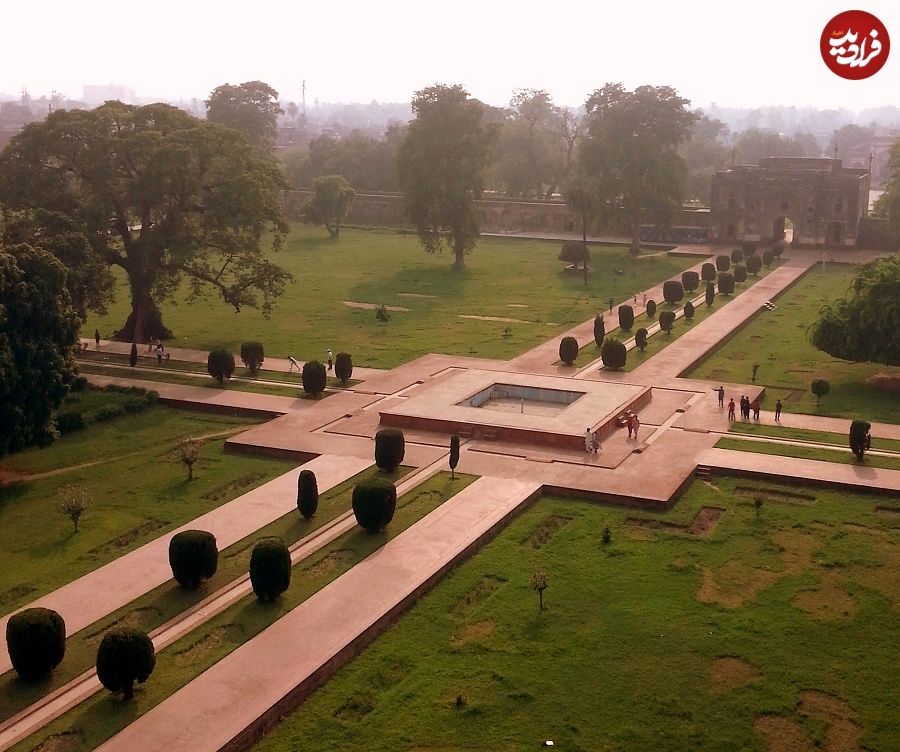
[115,275,173,344]
[122,680,134,701]
[453,234,466,270]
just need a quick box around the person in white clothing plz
[585,428,592,453]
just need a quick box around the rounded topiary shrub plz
[731,248,744,264]
[207,348,235,385]
[746,254,762,275]
[716,255,731,272]
[352,478,397,532]
[762,249,774,267]
[681,270,700,293]
[772,243,784,259]
[618,305,634,331]
[334,352,353,385]
[684,301,695,321]
[297,469,318,519]
[645,300,657,318]
[96,627,155,700]
[733,264,748,284]
[634,328,648,351]
[240,341,265,375]
[374,428,405,471]
[701,262,716,282]
[168,530,218,589]
[559,336,579,366]
[659,311,676,333]
[593,314,605,348]
[249,537,291,602]
[718,272,735,295]
[601,338,627,370]
[6,607,66,679]
[663,280,684,305]
[301,360,327,396]
[742,240,758,256]
[705,281,715,307]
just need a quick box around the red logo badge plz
[821,10,890,79]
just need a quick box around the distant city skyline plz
[2,0,898,114]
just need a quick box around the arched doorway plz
[827,221,842,245]
[772,216,795,245]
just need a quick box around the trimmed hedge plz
[705,282,715,307]
[335,352,353,385]
[207,348,235,385]
[240,341,265,375]
[734,264,748,284]
[716,255,731,272]
[96,627,155,700]
[559,336,579,366]
[731,248,744,264]
[701,262,716,282]
[593,314,605,348]
[601,338,627,369]
[635,328,648,351]
[6,607,66,679]
[250,537,292,601]
[297,469,319,519]
[762,249,774,267]
[57,410,86,434]
[681,270,700,292]
[662,280,684,304]
[659,311,676,333]
[645,300,657,318]
[352,478,398,532]
[302,360,327,396]
[746,254,763,275]
[168,530,218,589]
[618,305,634,331]
[718,272,735,295]
[375,428,405,471]
[684,301,695,320]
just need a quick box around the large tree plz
[578,84,697,253]
[808,253,900,366]
[873,141,900,236]
[0,102,291,342]
[397,84,495,270]
[301,175,355,237]
[205,80,283,154]
[0,243,79,456]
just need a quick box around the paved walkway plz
[97,476,541,752]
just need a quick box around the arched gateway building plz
[709,157,870,248]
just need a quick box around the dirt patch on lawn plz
[30,731,83,752]
[398,292,435,298]
[305,548,354,576]
[84,607,162,646]
[737,485,816,505]
[0,584,37,608]
[343,301,410,312]
[453,574,507,615]
[450,620,495,647]
[525,514,572,549]
[173,625,242,666]
[850,539,900,610]
[793,572,857,620]
[754,714,816,752]
[707,370,729,381]
[864,373,900,393]
[459,314,530,324]
[773,530,819,575]
[785,389,807,402]
[875,506,900,517]
[697,560,779,608]
[88,519,169,555]
[710,656,759,691]
[799,691,862,752]
[626,507,724,537]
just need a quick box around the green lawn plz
[13,473,477,752]
[247,478,900,751]
[82,226,699,369]
[729,421,900,452]
[686,263,900,422]
[0,390,294,616]
[715,436,900,471]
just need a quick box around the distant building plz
[844,131,899,188]
[709,158,870,248]
[83,84,135,106]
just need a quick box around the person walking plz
[727,399,736,421]
[592,431,601,453]
[94,329,101,349]
[626,413,634,439]
[585,428,593,453]
[608,297,614,313]
[774,399,783,421]
[716,386,725,408]
[632,415,640,440]
[327,349,333,371]
[751,397,761,421]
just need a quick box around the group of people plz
[289,349,334,372]
[718,386,784,422]
[585,411,642,454]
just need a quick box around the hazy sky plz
[2,1,898,113]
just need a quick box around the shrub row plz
[56,387,158,434]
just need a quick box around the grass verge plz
[714,436,900,471]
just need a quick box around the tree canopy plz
[205,80,283,154]
[808,253,900,366]
[301,175,355,237]
[577,84,697,253]
[0,102,291,342]
[397,84,496,269]
[0,243,79,456]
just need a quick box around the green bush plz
[375,428,405,471]
[772,243,784,258]
[645,300,657,318]
[71,375,88,392]
[558,240,589,268]
[662,280,684,304]
[715,255,731,272]
[57,410,86,434]
[811,378,830,404]
[705,281,715,307]
[352,478,397,532]
[207,348,235,385]
[6,607,66,679]
[681,270,700,293]
[593,314,605,348]
[762,249,774,268]
[122,397,150,414]
[731,248,744,264]
[701,263,716,282]
[742,240,758,255]
[335,352,353,384]
[601,338,627,370]
[559,336,579,366]
[301,360,327,396]
[849,420,871,461]
[168,530,218,589]
[94,404,125,422]
[634,328,648,351]
[96,627,155,700]
[718,272,735,295]
[684,301,695,320]
[746,254,763,275]
[240,341,265,375]
[733,264,748,284]
[618,305,634,331]
[659,311,676,333]
[249,537,292,601]
[297,469,319,519]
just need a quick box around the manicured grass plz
[248,478,900,751]
[82,226,699,369]
[729,421,900,452]
[686,263,900,422]
[13,472,478,752]
[0,391,293,616]
[715,436,900,471]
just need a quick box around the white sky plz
[2,0,898,113]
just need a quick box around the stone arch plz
[827,221,842,245]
